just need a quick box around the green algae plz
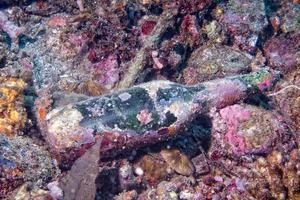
[237,69,271,87]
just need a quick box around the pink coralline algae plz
[92,55,119,89]
[141,20,157,36]
[68,33,88,47]
[87,49,98,63]
[257,79,272,91]
[180,15,200,46]
[136,109,153,125]
[177,0,212,14]
[220,105,250,155]
[47,16,67,27]
[151,51,164,69]
[215,104,288,156]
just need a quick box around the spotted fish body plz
[43,69,279,158]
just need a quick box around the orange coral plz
[0,77,27,136]
[38,107,47,121]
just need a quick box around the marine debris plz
[39,69,278,161]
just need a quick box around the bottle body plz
[46,80,201,155]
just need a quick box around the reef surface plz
[0,0,299,200]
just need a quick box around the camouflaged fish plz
[40,69,279,159]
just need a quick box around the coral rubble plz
[0,0,299,199]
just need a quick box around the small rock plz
[272,85,300,131]
[160,149,195,176]
[114,190,138,200]
[134,167,144,176]
[264,34,300,73]
[204,20,223,43]
[211,104,288,156]
[156,181,178,200]
[134,154,170,185]
[141,20,157,36]
[92,55,119,90]
[14,184,51,200]
[47,181,63,200]
[183,45,251,84]
[180,15,200,47]
[217,0,268,53]
[179,190,195,200]
[0,11,26,42]
[0,135,59,198]
[60,140,101,200]
[156,176,194,200]
[280,2,300,34]
[118,160,137,191]
[75,80,106,96]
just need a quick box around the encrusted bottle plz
[39,69,279,160]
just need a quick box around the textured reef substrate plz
[0,0,300,199]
